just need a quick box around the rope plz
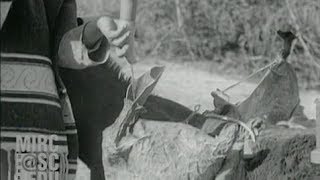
[203,114,256,142]
[221,59,279,93]
[130,65,136,99]
[184,104,201,124]
[183,104,256,142]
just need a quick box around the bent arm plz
[55,0,110,69]
[58,23,110,69]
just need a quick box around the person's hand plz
[97,16,136,64]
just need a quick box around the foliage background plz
[77,0,320,89]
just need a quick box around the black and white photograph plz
[1,0,320,179]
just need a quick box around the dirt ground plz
[76,58,320,179]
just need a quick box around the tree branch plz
[285,0,320,69]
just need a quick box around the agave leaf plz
[127,66,165,106]
[114,66,165,145]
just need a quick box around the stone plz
[311,98,320,164]
[246,128,320,180]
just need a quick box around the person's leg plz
[78,128,105,180]
[1,149,8,180]
[89,136,105,180]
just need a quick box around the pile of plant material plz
[102,66,261,180]
[101,31,319,179]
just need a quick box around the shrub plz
[77,0,320,88]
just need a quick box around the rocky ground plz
[246,127,320,180]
